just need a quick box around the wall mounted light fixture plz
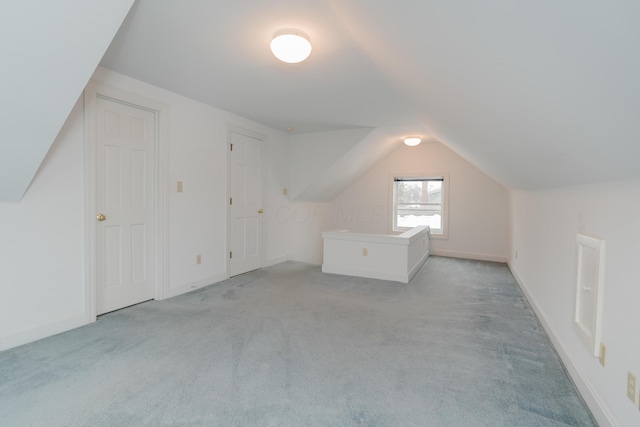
[270,29,312,63]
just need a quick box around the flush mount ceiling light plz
[403,137,422,146]
[270,29,312,63]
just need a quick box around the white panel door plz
[96,97,155,315]
[229,131,262,276]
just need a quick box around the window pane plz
[397,211,441,229]
[397,181,423,203]
[427,181,442,203]
[395,179,442,230]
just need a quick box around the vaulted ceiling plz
[4,1,640,201]
[100,0,640,190]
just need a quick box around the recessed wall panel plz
[246,217,258,256]
[131,149,146,208]
[234,218,245,257]
[131,224,146,283]
[105,226,122,288]
[104,110,120,136]
[235,164,246,205]
[130,116,145,142]
[246,143,259,162]
[105,145,121,207]
[247,165,258,206]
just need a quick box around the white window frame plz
[390,172,449,239]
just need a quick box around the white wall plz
[0,68,290,350]
[0,97,86,349]
[509,181,640,427]
[289,129,370,200]
[285,202,333,265]
[264,129,291,267]
[330,141,509,261]
[91,67,290,293]
[0,0,134,201]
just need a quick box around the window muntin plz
[393,176,447,236]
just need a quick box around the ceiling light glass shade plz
[404,137,421,146]
[270,29,312,63]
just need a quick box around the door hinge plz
[230,197,233,205]
[230,143,233,151]
[229,251,233,259]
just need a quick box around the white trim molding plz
[165,273,228,299]
[508,260,618,427]
[83,81,170,323]
[0,314,86,352]
[574,233,606,356]
[430,249,507,263]
[225,124,268,278]
[322,226,430,283]
[264,255,289,267]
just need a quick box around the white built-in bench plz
[321,225,430,283]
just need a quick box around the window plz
[392,175,448,237]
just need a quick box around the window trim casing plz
[390,172,449,239]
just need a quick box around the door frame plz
[84,81,169,322]
[226,125,268,278]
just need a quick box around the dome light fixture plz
[270,29,312,63]
[403,137,422,147]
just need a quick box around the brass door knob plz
[96,213,106,221]
[258,209,264,214]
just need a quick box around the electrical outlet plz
[362,248,368,256]
[628,372,637,403]
[177,181,183,192]
[599,343,606,367]
[196,254,201,265]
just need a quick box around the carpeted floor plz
[0,257,596,426]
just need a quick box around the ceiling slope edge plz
[0,0,135,201]
[292,127,404,203]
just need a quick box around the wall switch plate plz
[196,254,201,265]
[177,181,183,192]
[362,248,368,256]
[599,343,606,367]
[628,372,637,403]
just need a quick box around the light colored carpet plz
[0,257,596,426]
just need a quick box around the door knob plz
[258,209,264,214]
[97,213,106,221]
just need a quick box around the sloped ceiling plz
[291,128,413,202]
[98,1,639,190]
[0,0,135,201]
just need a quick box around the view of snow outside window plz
[396,180,442,230]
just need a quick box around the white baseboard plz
[507,260,617,427]
[264,255,289,267]
[165,273,228,299]
[0,313,87,352]
[431,249,507,263]
[322,265,409,283]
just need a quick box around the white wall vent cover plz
[574,233,606,356]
